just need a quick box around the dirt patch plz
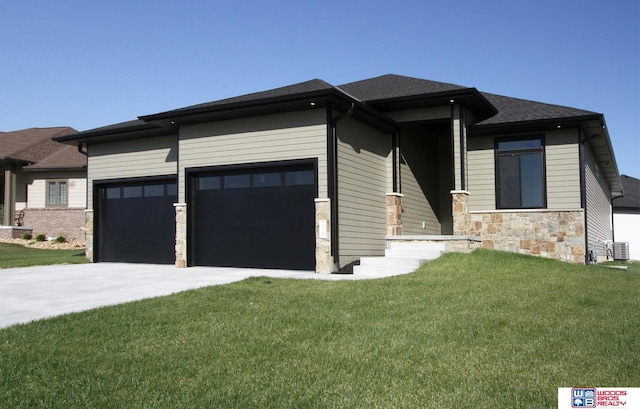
[0,238,86,250]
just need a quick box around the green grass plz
[0,249,638,408]
[0,243,88,269]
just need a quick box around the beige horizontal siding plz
[584,144,612,260]
[27,177,86,208]
[468,130,582,211]
[467,136,495,210]
[546,129,580,209]
[179,110,327,202]
[337,118,390,266]
[87,135,177,208]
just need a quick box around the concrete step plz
[359,256,426,268]
[353,256,428,276]
[384,248,443,260]
[387,241,448,252]
[352,263,420,276]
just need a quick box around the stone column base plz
[315,198,333,274]
[174,203,187,268]
[387,193,403,236]
[84,209,94,262]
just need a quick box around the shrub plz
[55,236,67,243]
[35,234,46,242]
[21,233,33,240]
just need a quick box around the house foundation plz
[451,191,586,263]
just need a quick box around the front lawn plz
[0,242,88,269]
[0,250,638,408]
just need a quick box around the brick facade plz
[23,208,86,243]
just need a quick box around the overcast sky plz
[1,0,638,177]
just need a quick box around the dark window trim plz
[94,174,178,200]
[46,179,69,207]
[494,134,547,209]
[185,158,319,196]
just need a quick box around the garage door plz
[190,162,316,270]
[96,179,177,264]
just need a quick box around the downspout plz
[77,142,88,156]
[579,129,590,263]
[328,103,356,271]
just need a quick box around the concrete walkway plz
[0,263,409,329]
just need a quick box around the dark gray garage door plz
[190,162,316,270]
[96,179,177,264]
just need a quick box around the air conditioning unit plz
[613,242,630,261]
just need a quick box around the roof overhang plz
[140,88,400,134]
[53,121,177,145]
[55,88,401,146]
[363,88,499,124]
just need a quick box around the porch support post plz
[174,203,187,268]
[3,167,16,226]
[315,198,333,274]
[386,193,403,236]
[451,104,468,191]
[451,190,470,236]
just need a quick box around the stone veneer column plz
[315,198,333,274]
[174,203,187,268]
[386,193,403,236]
[84,209,94,262]
[451,190,471,236]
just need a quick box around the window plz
[496,137,545,209]
[46,180,68,206]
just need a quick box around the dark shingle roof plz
[339,74,467,102]
[613,175,640,209]
[0,127,84,169]
[0,127,76,159]
[24,144,86,170]
[477,93,598,126]
[142,79,336,120]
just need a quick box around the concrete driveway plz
[0,263,402,329]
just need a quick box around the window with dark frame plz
[46,180,68,207]
[496,137,545,209]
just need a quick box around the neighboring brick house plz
[55,74,622,270]
[0,127,87,242]
[613,175,640,261]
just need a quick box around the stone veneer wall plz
[452,191,586,263]
[386,193,403,236]
[23,208,86,243]
[175,203,187,268]
[315,198,333,274]
[85,209,93,262]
